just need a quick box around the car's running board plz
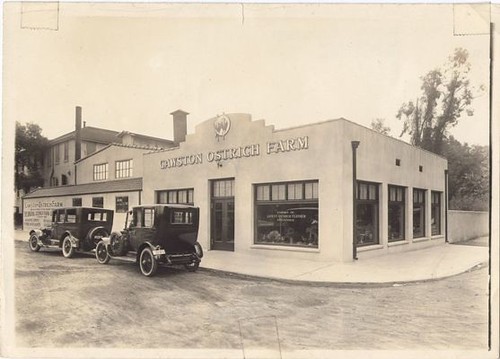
[108,255,137,263]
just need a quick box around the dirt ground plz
[13,237,489,350]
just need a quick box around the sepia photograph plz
[1,2,498,359]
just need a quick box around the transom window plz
[115,159,133,179]
[93,163,108,181]
[256,181,318,202]
[213,179,234,198]
[157,188,194,205]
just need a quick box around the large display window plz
[431,191,442,235]
[254,181,318,248]
[413,188,426,238]
[388,185,405,242]
[356,181,379,246]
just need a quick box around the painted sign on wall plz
[160,136,309,170]
[23,199,64,229]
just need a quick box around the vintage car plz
[29,207,114,258]
[95,204,203,277]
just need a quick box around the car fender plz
[29,229,43,237]
[61,231,79,248]
[136,242,159,261]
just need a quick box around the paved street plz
[13,238,489,350]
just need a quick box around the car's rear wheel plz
[95,241,110,264]
[184,261,200,272]
[62,236,75,258]
[28,234,41,252]
[139,247,158,277]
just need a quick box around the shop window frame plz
[156,188,194,205]
[412,188,426,239]
[431,191,442,236]
[254,180,319,248]
[388,185,406,242]
[355,181,380,247]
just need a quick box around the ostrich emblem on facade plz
[214,114,231,141]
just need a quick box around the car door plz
[51,209,64,240]
[128,207,156,252]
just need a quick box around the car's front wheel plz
[139,247,158,277]
[95,241,110,264]
[28,234,41,252]
[62,236,75,258]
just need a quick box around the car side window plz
[144,208,155,228]
[57,210,65,223]
[171,210,193,224]
[134,209,143,228]
[66,209,77,223]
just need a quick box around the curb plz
[198,261,489,288]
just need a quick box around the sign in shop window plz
[115,196,129,213]
[254,181,319,248]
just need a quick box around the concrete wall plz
[43,139,108,186]
[342,120,448,259]
[142,114,448,263]
[448,210,489,243]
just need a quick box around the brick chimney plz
[170,110,188,145]
[75,106,82,161]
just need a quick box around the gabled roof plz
[116,131,175,146]
[75,142,165,164]
[50,126,120,145]
[23,178,142,199]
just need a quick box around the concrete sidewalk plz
[201,238,489,284]
[13,230,488,284]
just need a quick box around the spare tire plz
[110,231,128,256]
[88,227,109,246]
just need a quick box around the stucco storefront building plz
[142,113,447,262]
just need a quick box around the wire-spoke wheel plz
[62,236,75,258]
[28,234,41,252]
[95,241,110,264]
[139,247,158,277]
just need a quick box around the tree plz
[15,122,49,194]
[443,136,489,211]
[370,118,391,135]
[397,48,480,155]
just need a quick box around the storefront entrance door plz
[210,179,235,251]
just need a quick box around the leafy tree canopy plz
[15,122,49,193]
[397,48,483,155]
[370,118,391,135]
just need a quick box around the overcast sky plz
[4,3,491,145]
